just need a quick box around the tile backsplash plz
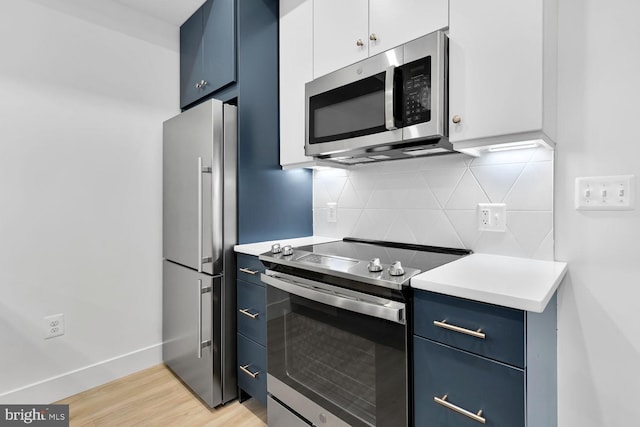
[313,148,554,260]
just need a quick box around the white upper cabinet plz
[279,0,315,167]
[449,0,558,154]
[314,0,448,78]
[368,0,449,56]
[313,0,369,78]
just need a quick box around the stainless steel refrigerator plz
[162,99,237,407]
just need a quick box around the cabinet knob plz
[452,115,462,124]
[195,80,208,89]
[356,39,364,47]
[369,33,377,41]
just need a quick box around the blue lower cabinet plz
[236,253,267,406]
[237,333,267,406]
[237,254,265,287]
[414,336,525,427]
[237,279,266,345]
[414,291,525,368]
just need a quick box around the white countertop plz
[411,253,568,313]
[234,236,340,256]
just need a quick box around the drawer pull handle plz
[433,320,486,339]
[239,267,259,275]
[240,364,260,379]
[239,308,260,319]
[434,394,486,424]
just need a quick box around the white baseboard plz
[0,343,163,404]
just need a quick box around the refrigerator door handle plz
[197,279,213,359]
[198,157,213,273]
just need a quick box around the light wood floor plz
[56,364,267,426]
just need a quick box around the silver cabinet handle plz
[369,33,377,41]
[433,320,486,339]
[195,80,208,89]
[356,39,364,47]
[452,115,462,124]
[197,281,212,359]
[434,394,486,424]
[240,364,260,379]
[239,267,259,275]
[239,308,260,319]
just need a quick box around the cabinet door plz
[313,0,368,78]
[201,0,237,97]
[279,0,314,166]
[414,336,525,427]
[414,290,525,368]
[180,8,203,108]
[237,279,266,345]
[237,333,267,406]
[369,0,448,56]
[449,0,543,142]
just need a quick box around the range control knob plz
[368,258,383,272]
[388,261,405,276]
[271,243,282,254]
[282,245,293,256]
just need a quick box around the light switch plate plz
[327,202,337,223]
[575,175,635,210]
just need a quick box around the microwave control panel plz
[401,57,431,126]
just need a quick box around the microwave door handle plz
[385,65,398,130]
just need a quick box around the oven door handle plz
[261,273,406,325]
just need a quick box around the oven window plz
[268,286,407,427]
[286,312,376,424]
[308,72,387,144]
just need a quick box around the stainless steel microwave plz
[305,30,451,164]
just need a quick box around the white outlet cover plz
[44,313,65,339]
[575,175,635,210]
[477,203,507,232]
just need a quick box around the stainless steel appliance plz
[305,30,451,165]
[162,99,237,407]
[260,238,471,426]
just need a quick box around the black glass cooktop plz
[259,238,471,291]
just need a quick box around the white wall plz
[0,0,178,403]
[314,149,554,260]
[556,1,640,425]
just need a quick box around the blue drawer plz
[237,254,265,287]
[237,279,266,346]
[413,290,525,368]
[237,333,267,406]
[414,336,525,427]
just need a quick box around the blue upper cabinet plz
[180,0,237,109]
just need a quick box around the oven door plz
[263,271,408,427]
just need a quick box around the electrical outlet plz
[327,202,337,223]
[44,313,65,339]
[477,203,507,232]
